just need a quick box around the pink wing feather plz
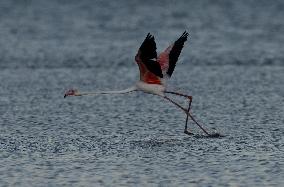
[157,44,173,73]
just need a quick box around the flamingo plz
[64,31,220,137]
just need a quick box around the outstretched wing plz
[135,33,163,84]
[158,31,189,77]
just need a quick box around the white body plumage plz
[135,81,165,96]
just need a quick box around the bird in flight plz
[64,31,220,137]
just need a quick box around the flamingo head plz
[64,89,79,98]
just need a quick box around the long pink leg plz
[165,91,192,102]
[165,91,193,135]
[163,96,210,136]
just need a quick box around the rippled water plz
[0,0,284,186]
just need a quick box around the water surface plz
[0,0,283,186]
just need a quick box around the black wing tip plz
[179,31,189,41]
[166,31,189,77]
[138,32,158,63]
[182,30,189,35]
[146,33,155,41]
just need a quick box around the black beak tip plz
[64,94,67,98]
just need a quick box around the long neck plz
[78,86,137,96]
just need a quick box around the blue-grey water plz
[0,0,284,186]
